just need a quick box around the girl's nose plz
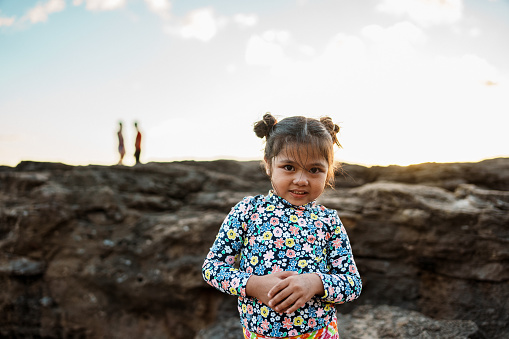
[293,172,308,185]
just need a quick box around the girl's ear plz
[263,158,271,176]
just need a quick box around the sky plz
[1,0,508,167]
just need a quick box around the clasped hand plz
[245,271,324,315]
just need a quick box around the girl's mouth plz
[290,190,307,197]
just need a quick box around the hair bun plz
[320,116,341,147]
[254,113,277,139]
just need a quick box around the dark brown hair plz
[254,113,341,187]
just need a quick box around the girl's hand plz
[267,273,325,314]
[246,271,298,306]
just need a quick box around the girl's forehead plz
[274,145,327,165]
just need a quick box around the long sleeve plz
[202,197,253,297]
[316,210,362,304]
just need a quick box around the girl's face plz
[266,146,329,206]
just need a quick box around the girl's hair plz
[254,113,341,187]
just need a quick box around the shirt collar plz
[266,190,317,211]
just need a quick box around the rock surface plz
[197,305,483,339]
[338,305,482,339]
[0,158,508,338]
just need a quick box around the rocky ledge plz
[197,305,482,339]
[1,158,508,338]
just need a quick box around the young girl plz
[202,113,362,338]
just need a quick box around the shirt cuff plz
[238,271,252,297]
[314,272,329,299]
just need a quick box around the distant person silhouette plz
[117,122,125,165]
[134,121,142,164]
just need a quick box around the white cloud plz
[79,0,126,11]
[318,33,366,69]
[264,30,291,44]
[433,54,501,87]
[298,45,316,57]
[233,13,258,27]
[145,0,171,20]
[377,0,463,27]
[25,0,65,24]
[245,31,290,66]
[239,19,508,165]
[361,21,426,58]
[468,27,481,38]
[162,9,257,41]
[175,8,225,42]
[244,21,498,98]
[362,21,426,44]
[0,14,15,27]
[226,64,237,73]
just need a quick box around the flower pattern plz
[202,191,362,337]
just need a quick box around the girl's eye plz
[309,167,322,174]
[283,165,294,171]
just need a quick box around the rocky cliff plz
[1,158,508,338]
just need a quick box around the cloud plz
[432,54,502,87]
[144,0,171,19]
[468,27,481,38]
[245,31,290,66]
[362,21,426,44]
[170,8,226,42]
[0,13,15,27]
[74,0,127,11]
[318,33,366,69]
[361,21,427,58]
[377,0,463,27]
[241,18,505,123]
[233,13,258,27]
[244,19,500,99]
[25,0,65,24]
[163,9,256,41]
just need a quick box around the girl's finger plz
[272,292,299,313]
[267,279,289,299]
[285,298,305,314]
[267,271,298,298]
[268,284,294,310]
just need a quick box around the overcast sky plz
[1,0,508,167]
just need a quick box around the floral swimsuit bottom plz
[243,319,339,339]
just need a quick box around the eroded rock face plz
[197,305,483,339]
[0,159,508,338]
[320,179,509,337]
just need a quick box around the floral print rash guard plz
[202,191,362,337]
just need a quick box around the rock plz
[0,256,45,276]
[195,317,244,339]
[339,305,483,339]
[196,305,484,339]
[0,159,508,338]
